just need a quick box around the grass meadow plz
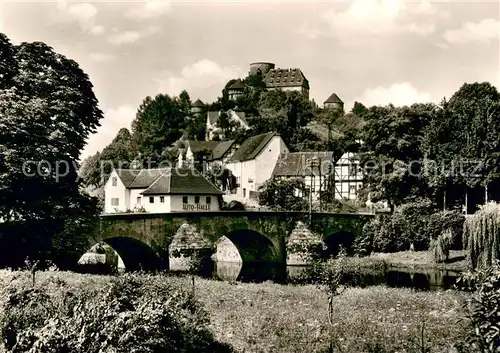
[0,269,471,353]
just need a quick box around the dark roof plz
[232,110,248,125]
[141,168,223,195]
[114,169,141,187]
[227,79,245,90]
[192,98,205,107]
[207,111,219,125]
[187,140,221,154]
[272,152,336,177]
[128,168,169,189]
[212,140,235,160]
[324,93,343,104]
[227,132,277,162]
[264,68,309,89]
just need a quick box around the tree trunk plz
[485,184,489,203]
[443,188,447,211]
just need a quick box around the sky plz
[0,0,499,159]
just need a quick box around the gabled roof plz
[128,168,170,189]
[272,152,336,177]
[264,68,309,89]
[192,98,205,107]
[230,110,248,126]
[324,93,343,104]
[207,111,219,125]
[141,168,223,195]
[187,140,221,154]
[181,140,236,161]
[227,79,245,90]
[212,140,236,160]
[227,132,277,162]
[114,169,141,187]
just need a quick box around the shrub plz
[458,262,500,352]
[428,210,464,250]
[430,228,453,263]
[0,272,234,352]
[463,202,500,270]
[363,200,464,254]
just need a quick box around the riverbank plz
[0,270,470,353]
[341,250,468,273]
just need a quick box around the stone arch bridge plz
[90,211,374,271]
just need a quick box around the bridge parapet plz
[94,211,374,270]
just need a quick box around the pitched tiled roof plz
[187,140,221,154]
[227,79,245,90]
[324,93,343,104]
[207,111,219,125]
[128,168,170,189]
[231,110,248,126]
[141,168,223,195]
[192,98,205,107]
[264,68,309,89]
[115,169,141,187]
[212,140,235,160]
[227,132,277,162]
[272,152,336,177]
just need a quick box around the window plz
[349,185,357,194]
[112,177,117,186]
[206,196,211,204]
[149,197,154,204]
[183,196,188,204]
[195,196,200,204]
[243,188,246,197]
[111,198,119,206]
[136,197,141,205]
[160,196,165,203]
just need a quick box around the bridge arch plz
[321,231,357,259]
[222,229,278,264]
[102,237,162,271]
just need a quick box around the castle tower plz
[323,93,344,111]
[191,98,205,116]
[249,62,275,77]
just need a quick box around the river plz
[204,261,460,291]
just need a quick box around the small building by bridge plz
[104,167,223,214]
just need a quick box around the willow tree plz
[463,202,500,269]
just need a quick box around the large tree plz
[357,103,436,210]
[131,93,187,166]
[81,128,135,189]
[0,35,103,266]
[422,82,500,210]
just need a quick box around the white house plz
[205,109,251,141]
[103,167,223,214]
[224,132,289,201]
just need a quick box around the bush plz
[458,262,500,352]
[360,200,464,254]
[0,272,234,352]
[430,229,453,263]
[428,210,464,250]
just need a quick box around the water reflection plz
[210,261,460,291]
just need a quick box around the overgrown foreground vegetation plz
[0,270,481,353]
